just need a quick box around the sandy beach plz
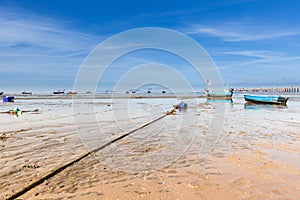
[1,95,300,200]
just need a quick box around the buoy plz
[178,102,188,109]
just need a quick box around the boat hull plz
[244,95,289,105]
[206,91,233,99]
[3,96,14,102]
[22,92,32,95]
[53,91,65,94]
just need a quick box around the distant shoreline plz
[1,86,300,100]
[1,94,300,101]
[4,94,205,100]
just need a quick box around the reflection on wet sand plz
[206,99,233,103]
[244,102,288,110]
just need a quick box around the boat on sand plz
[22,91,32,95]
[67,91,77,94]
[244,95,289,105]
[53,90,65,94]
[204,88,233,99]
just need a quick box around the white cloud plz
[0,6,107,79]
[0,7,101,55]
[219,50,300,61]
[187,24,300,42]
[217,50,282,59]
[215,50,300,71]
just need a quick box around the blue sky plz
[1,0,300,92]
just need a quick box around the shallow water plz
[0,95,300,199]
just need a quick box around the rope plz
[6,111,173,200]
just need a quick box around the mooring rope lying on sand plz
[6,109,175,200]
[0,109,39,114]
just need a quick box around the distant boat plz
[126,89,138,94]
[162,90,166,94]
[244,95,289,105]
[204,88,233,99]
[53,90,65,94]
[22,91,32,95]
[147,88,152,93]
[3,96,14,102]
[67,91,77,95]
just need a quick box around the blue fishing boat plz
[204,88,233,99]
[244,95,289,105]
[3,96,14,102]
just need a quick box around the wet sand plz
[0,95,299,199]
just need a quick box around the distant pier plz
[235,86,300,93]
